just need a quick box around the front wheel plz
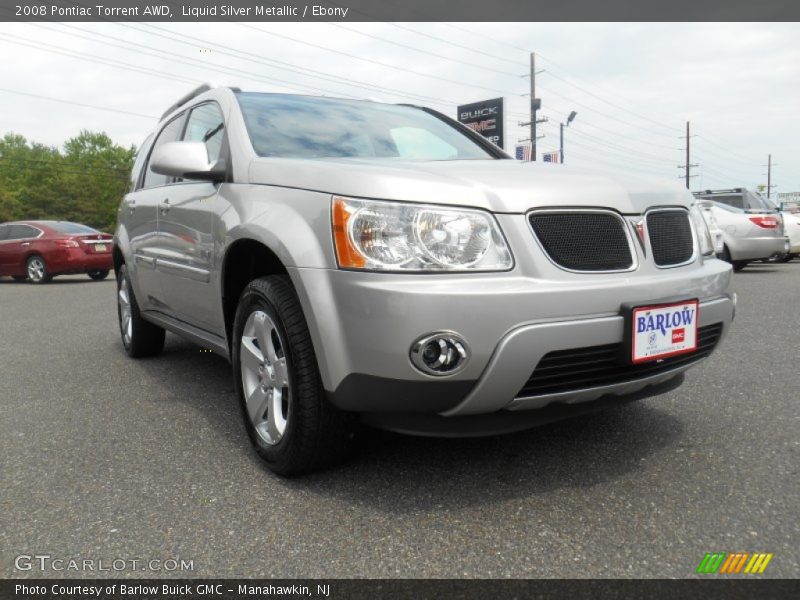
[117,264,165,358]
[232,275,355,476]
[88,270,109,280]
[26,255,50,283]
[733,261,748,272]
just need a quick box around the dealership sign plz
[457,98,504,149]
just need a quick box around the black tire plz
[777,254,792,263]
[117,264,165,358]
[720,246,733,264]
[88,270,110,280]
[232,275,356,476]
[26,255,51,283]
[733,261,748,272]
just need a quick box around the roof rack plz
[159,84,242,121]
[694,188,745,195]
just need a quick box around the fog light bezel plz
[409,331,470,377]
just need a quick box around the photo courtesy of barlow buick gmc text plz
[1,0,798,598]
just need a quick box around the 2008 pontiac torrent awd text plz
[113,84,735,475]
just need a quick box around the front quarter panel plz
[219,184,335,269]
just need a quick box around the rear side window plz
[183,103,225,165]
[0,225,8,241]
[7,225,40,240]
[707,194,745,210]
[143,115,186,189]
[49,222,100,234]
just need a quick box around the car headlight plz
[690,204,714,257]
[332,196,513,271]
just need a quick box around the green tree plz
[0,130,135,231]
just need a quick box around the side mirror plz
[150,141,226,182]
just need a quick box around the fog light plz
[410,332,469,376]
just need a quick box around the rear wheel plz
[26,255,50,283]
[733,261,748,272]
[117,264,165,358]
[88,270,109,280]
[232,275,356,476]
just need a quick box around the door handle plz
[21,242,30,247]
[160,199,170,215]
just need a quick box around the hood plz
[247,157,694,214]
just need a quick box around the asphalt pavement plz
[1,262,798,578]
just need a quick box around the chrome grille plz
[647,210,694,266]
[529,211,633,271]
[516,323,723,398]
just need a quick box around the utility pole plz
[685,121,691,189]
[677,120,698,189]
[517,52,546,161]
[767,154,773,198]
[761,155,777,198]
[560,111,577,164]
[530,52,537,161]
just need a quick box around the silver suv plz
[114,85,735,475]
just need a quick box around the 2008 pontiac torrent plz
[113,84,735,475]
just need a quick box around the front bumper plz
[289,255,733,418]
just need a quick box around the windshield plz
[49,222,100,234]
[236,93,495,161]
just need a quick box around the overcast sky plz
[0,21,797,194]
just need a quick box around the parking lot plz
[1,262,798,579]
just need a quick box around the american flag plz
[515,144,531,161]
[543,152,560,163]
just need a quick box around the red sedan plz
[0,220,113,283]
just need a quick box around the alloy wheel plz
[240,310,290,445]
[118,278,133,346]
[27,258,45,282]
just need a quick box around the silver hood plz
[247,157,694,214]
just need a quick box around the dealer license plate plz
[630,300,699,364]
[95,243,107,252]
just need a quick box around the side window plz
[0,225,8,241]
[130,134,154,192]
[712,195,745,210]
[7,225,39,240]
[143,115,186,189]
[183,103,225,165]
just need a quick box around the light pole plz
[560,111,577,164]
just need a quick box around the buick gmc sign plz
[457,97,505,149]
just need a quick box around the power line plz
[695,132,755,165]
[0,87,156,119]
[0,32,199,87]
[540,69,682,135]
[329,23,522,77]
[39,23,365,100]
[238,23,526,97]
[124,22,464,108]
[384,22,525,67]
